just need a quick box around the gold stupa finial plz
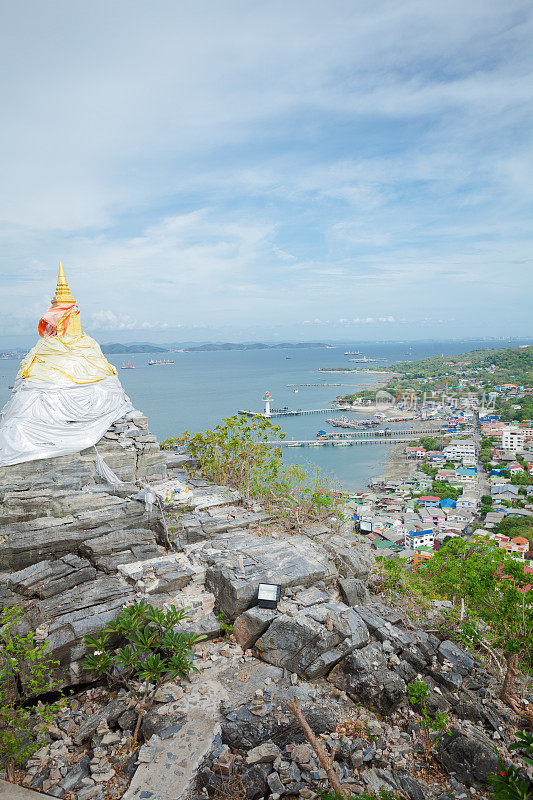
[52,261,76,306]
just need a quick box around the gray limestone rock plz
[438,640,475,677]
[322,534,375,580]
[328,643,406,714]
[393,768,426,800]
[75,697,133,744]
[193,532,336,619]
[362,768,397,795]
[291,586,329,607]
[246,741,281,764]
[338,577,370,606]
[233,607,278,650]
[141,708,187,740]
[80,528,160,558]
[25,574,133,623]
[221,700,335,750]
[255,601,369,679]
[7,555,96,598]
[0,411,174,685]
[48,755,91,797]
[20,575,136,679]
[436,728,499,787]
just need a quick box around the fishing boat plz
[121,361,135,369]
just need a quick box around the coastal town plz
[339,346,533,569]
[0,268,532,800]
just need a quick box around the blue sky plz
[0,0,532,343]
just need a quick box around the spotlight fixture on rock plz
[257,582,281,609]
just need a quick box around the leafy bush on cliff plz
[0,607,63,781]
[419,537,533,725]
[164,414,345,531]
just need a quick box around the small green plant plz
[83,599,204,741]
[217,613,234,641]
[321,789,399,799]
[488,761,533,800]
[0,606,63,781]
[488,731,533,800]
[407,679,450,758]
[509,731,533,768]
[374,554,407,597]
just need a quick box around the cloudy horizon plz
[1,1,532,345]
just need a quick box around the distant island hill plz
[100,341,331,354]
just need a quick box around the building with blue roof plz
[405,529,435,551]
[440,498,456,509]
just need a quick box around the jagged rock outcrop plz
[3,410,521,800]
[254,600,370,679]
[190,532,337,619]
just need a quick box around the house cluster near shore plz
[347,374,533,570]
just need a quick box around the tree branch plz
[287,696,350,798]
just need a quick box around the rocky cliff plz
[0,412,529,800]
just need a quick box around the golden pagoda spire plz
[50,262,81,336]
[52,261,76,306]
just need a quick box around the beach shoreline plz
[371,418,441,484]
[374,442,418,483]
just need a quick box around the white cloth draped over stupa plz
[0,374,133,467]
[0,264,134,467]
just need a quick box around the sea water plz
[0,338,527,492]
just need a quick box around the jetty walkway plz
[238,408,333,418]
[280,428,442,447]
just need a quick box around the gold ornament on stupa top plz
[18,262,116,384]
[52,261,76,305]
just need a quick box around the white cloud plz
[89,310,171,331]
[0,1,531,338]
[89,311,137,331]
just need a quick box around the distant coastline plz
[100,341,331,354]
[101,343,168,354]
[182,342,330,352]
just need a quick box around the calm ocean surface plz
[0,338,528,491]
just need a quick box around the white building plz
[456,493,479,510]
[404,529,435,551]
[501,426,525,453]
[453,473,478,487]
[443,439,476,462]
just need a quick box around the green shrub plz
[419,538,533,716]
[83,599,203,741]
[0,607,63,781]
[488,760,533,799]
[169,414,345,531]
[407,679,450,756]
[217,613,233,640]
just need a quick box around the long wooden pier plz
[322,426,443,439]
[239,408,333,418]
[280,430,439,447]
